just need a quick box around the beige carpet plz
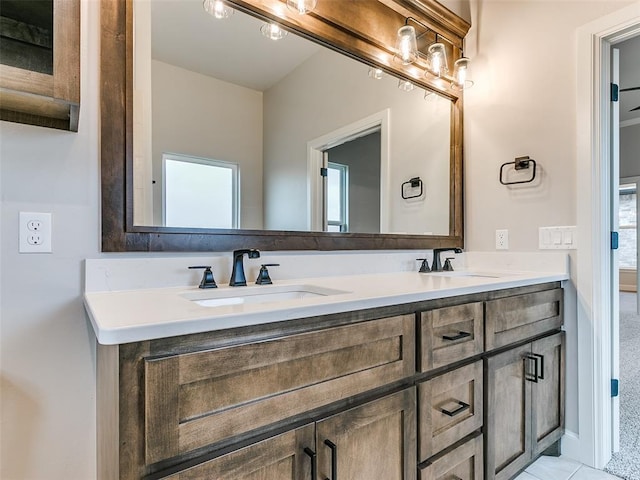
[604,292,640,480]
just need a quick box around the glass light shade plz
[397,79,414,92]
[368,68,383,80]
[260,23,288,40]
[452,57,474,90]
[427,42,448,77]
[203,0,233,19]
[394,25,418,65]
[286,0,318,14]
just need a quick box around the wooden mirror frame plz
[100,0,469,252]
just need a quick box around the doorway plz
[574,3,640,470]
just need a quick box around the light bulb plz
[427,42,448,77]
[286,0,318,14]
[203,0,233,19]
[260,23,288,41]
[394,25,417,65]
[452,57,474,90]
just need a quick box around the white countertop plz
[84,268,568,345]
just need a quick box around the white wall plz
[0,1,100,478]
[464,0,635,440]
[150,60,264,229]
[263,49,451,234]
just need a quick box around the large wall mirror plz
[101,0,470,252]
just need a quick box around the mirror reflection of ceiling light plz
[260,23,288,40]
[286,0,318,14]
[203,0,233,19]
[398,79,415,92]
[368,68,384,80]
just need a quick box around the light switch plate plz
[539,226,576,250]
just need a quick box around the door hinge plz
[611,83,619,102]
[612,378,619,397]
[611,231,619,250]
[320,167,328,177]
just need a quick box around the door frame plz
[307,109,390,232]
[574,1,640,468]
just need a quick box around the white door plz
[610,47,621,452]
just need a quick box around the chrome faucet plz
[229,249,260,286]
[432,248,462,272]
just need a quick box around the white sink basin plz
[181,284,351,308]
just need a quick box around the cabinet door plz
[144,315,414,464]
[531,332,565,456]
[162,424,315,480]
[484,344,532,480]
[316,388,416,480]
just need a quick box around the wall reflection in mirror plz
[133,0,452,235]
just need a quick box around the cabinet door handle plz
[532,353,545,380]
[304,448,317,480]
[442,331,471,341]
[440,400,470,417]
[524,355,539,383]
[324,439,337,480]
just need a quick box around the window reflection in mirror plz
[133,0,452,236]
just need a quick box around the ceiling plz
[149,0,321,92]
[618,34,640,125]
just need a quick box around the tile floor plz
[514,456,623,480]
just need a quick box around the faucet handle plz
[256,264,280,285]
[188,265,217,289]
[416,258,431,273]
[443,258,455,272]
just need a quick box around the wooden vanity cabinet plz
[0,0,80,131]
[97,282,565,480]
[316,388,417,480]
[484,332,565,480]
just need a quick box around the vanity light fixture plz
[203,0,233,19]
[394,25,418,65]
[260,22,288,40]
[452,56,474,90]
[395,16,473,88]
[426,37,448,77]
[398,79,415,92]
[286,0,318,14]
[368,67,384,80]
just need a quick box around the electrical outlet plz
[496,229,509,250]
[20,212,52,253]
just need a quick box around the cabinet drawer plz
[162,424,314,480]
[418,434,483,480]
[485,289,563,351]
[418,302,483,372]
[143,315,415,465]
[418,361,483,461]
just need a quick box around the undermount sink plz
[181,284,351,308]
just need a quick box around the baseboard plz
[560,431,589,466]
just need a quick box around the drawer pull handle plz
[304,448,317,480]
[442,331,471,341]
[524,355,539,383]
[324,439,337,480]
[440,400,470,417]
